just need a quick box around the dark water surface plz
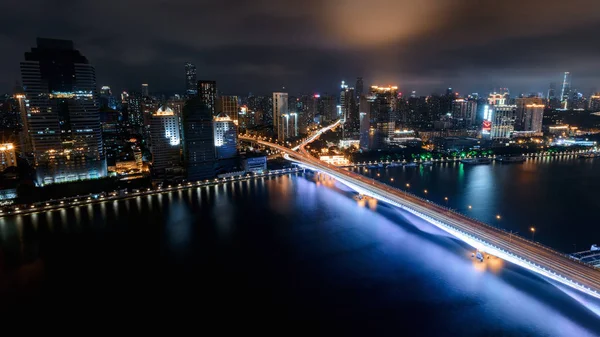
[0,167,599,335]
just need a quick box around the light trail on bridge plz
[240,123,600,301]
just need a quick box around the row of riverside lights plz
[0,168,303,216]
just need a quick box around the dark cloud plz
[1,0,600,96]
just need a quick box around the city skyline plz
[1,1,600,95]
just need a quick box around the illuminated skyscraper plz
[218,96,239,123]
[0,143,17,171]
[560,72,571,109]
[20,38,105,185]
[12,85,32,157]
[198,80,217,116]
[516,97,544,132]
[213,114,237,160]
[150,106,181,176]
[370,85,398,142]
[589,93,600,112]
[273,92,289,141]
[185,62,197,96]
[487,105,517,139]
[142,83,149,97]
[358,94,371,150]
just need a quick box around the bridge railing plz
[332,166,600,272]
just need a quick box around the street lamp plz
[468,205,472,209]
[530,226,535,241]
[424,189,428,194]
[496,215,501,220]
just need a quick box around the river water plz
[0,161,599,335]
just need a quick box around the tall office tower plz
[589,93,600,112]
[126,92,143,127]
[141,83,149,97]
[185,62,197,96]
[298,94,317,133]
[571,91,586,110]
[358,94,371,150]
[13,85,32,157]
[247,95,271,126]
[488,105,517,139]
[340,83,358,133]
[20,38,106,185]
[516,97,544,132]
[340,81,347,117]
[547,83,560,109]
[370,85,398,142]
[560,72,571,109]
[318,95,337,122]
[273,92,288,141]
[182,96,215,180]
[451,98,478,127]
[355,77,364,99]
[218,96,239,123]
[150,106,181,177]
[213,113,238,160]
[0,143,17,171]
[141,96,158,132]
[198,80,217,116]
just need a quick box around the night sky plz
[1,0,600,96]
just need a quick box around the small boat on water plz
[460,157,492,165]
[496,156,526,163]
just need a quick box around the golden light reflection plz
[471,253,505,274]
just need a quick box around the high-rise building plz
[218,96,239,123]
[589,93,600,112]
[185,62,197,96]
[198,80,217,116]
[488,105,517,139]
[451,98,478,127]
[273,92,289,141]
[547,83,561,109]
[20,38,106,185]
[150,106,181,177]
[318,95,337,122]
[141,83,149,97]
[359,94,371,150]
[340,82,358,133]
[370,85,398,142]
[0,143,17,171]
[13,86,32,157]
[560,72,571,109]
[213,114,237,160]
[355,77,364,99]
[516,97,544,132]
[182,96,215,180]
[126,92,143,128]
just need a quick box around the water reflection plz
[0,172,598,334]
